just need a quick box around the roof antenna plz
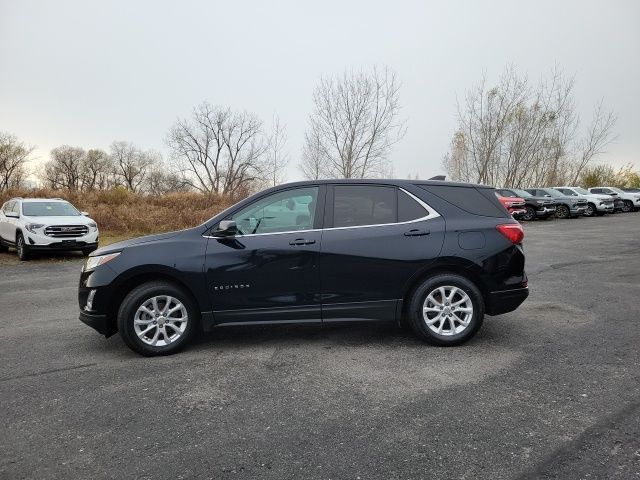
[428,175,446,181]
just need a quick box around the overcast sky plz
[1,0,638,182]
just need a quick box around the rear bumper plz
[486,287,529,316]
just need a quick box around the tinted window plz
[22,201,79,216]
[229,187,319,235]
[398,190,427,222]
[333,185,396,227]
[591,188,602,194]
[420,185,506,217]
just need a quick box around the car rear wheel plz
[585,203,596,217]
[406,274,484,346]
[522,206,536,221]
[556,204,570,219]
[117,281,198,356]
[16,233,29,261]
[622,200,633,213]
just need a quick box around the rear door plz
[319,184,445,321]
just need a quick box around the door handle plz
[289,238,316,246]
[404,228,430,237]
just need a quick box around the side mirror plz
[545,194,551,197]
[81,211,89,216]
[5,211,19,218]
[213,220,238,237]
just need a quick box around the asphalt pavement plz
[1,213,639,479]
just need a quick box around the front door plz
[205,186,324,324]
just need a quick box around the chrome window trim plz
[203,187,440,239]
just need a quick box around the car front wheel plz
[556,204,570,219]
[622,200,633,213]
[522,206,536,221]
[117,281,198,356]
[406,274,484,346]
[585,203,596,217]
[16,233,29,261]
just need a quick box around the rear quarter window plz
[419,185,507,217]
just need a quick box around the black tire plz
[117,281,199,356]
[622,200,633,213]
[16,233,29,261]
[522,206,536,221]
[584,203,597,217]
[555,204,570,219]
[406,273,484,346]
[82,247,97,256]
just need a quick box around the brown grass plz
[1,187,234,236]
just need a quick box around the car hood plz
[22,215,95,225]
[587,193,615,201]
[93,230,184,255]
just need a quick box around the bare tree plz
[166,102,267,197]
[301,66,406,179]
[82,149,114,190]
[0,132,33,191]
[264,115,289,187]
[43,145,87,190]
[110,141,154,192]
[443,65,616,188]
[571,101,617,184]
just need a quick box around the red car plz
[495,192,527,219]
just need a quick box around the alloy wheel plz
[523,207,535,221]
[622,201,632,213]
[422,286,474,336]
[556,205,569,219]
[134,295,188,346]
[585,204,595,217]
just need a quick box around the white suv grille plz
[44,225,89,238]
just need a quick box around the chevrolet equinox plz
[79,180,529,356]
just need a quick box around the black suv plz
[79,180,529,355]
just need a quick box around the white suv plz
[553,186,615,217]
[589,187,640,213]
[0,198,99,261]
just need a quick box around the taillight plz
[496,223,524,244]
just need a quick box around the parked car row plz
[0,197,99,260]
[495,186,639,221]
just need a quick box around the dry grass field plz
[1,188,235,237]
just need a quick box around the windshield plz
[22,201,80,217]
[557,188,578,196]
[542,189,563,198]
[574,187,589,195]
[511,188,532,198]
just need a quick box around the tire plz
[82,247,97,256]
[16,233,29,261]
[555,204,570,219]
[585,203,597,217]
[406,273,484,346]
[117,281,199,356]
[522,206,536,221]
[622,200,633,213]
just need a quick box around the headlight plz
[84,252,120,272]
[25,223,44,233]
[88,222,98,230]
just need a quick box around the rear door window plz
[398,190,428,222]
[419,185,506,217]
[333,185,396,228]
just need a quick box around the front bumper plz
[536,206,556,216]
[570,206,587,216]
[28,240,98,251]
[79,310,115,336]
[596,203,615,212]
[486,287,529,316]
[24,229,99,249]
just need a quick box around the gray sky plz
[1,0,638,182]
